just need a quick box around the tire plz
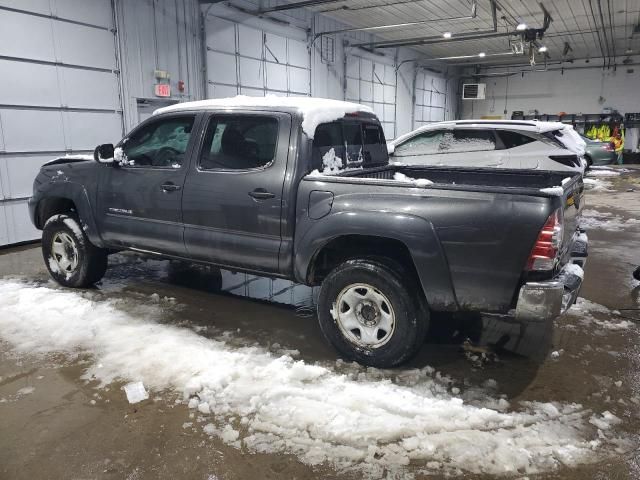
[42,214,108,288]
[317,259,429,368]
[585,155,593,171]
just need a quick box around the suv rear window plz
[312,121,387,170]
[497,130,537,149]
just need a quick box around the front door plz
[181,112,291,274]
[97,113,198,255]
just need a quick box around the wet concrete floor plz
[0,168,639,479]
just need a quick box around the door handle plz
[161,182,182,192]
[248,188,275,200]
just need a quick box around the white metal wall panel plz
[345,54,397,138]
[206,14,311,98]
[0,0,123,246]
[414,70,451,129]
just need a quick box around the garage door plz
[346,54,397,139]
[205,15,311,98]
[414,70,449,129]
[0,0,123,246]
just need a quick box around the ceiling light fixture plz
[478,52,486,57]
[516,22,527,31]
[538,45,548,52]
[443,31,452,38]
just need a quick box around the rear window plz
[312,121,387,170]
[497,130,537,149]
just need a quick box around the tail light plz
[549,155,580,167]
[526,209,563,271]
[603,143,614,152]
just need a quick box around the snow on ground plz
[569,298,635,331]
[580,209,640,231]
[583,177,613,192]
[0,279,626,477]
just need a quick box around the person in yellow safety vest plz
[611,130,624,164]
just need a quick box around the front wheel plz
[317,259,428,368]
[42,214,108,287]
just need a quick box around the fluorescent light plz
[516,23,527,31]
[538,45,548,53]
[478,52,486,57]
[443,31,452,39]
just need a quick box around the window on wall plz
[199,115,279,170]
[121,115,195,168]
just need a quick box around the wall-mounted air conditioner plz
[462,83,486,100]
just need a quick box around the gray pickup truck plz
[29,97,587,367]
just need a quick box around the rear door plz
[181,111,292,274]
[96,113,198,255]
[437,129,506,167]
[496,130,540,169]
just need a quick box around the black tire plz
[585,155,593,171]
[317,259,429,368]
[42,214,108,288]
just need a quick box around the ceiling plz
[301,0,640,67]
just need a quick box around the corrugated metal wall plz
[0,0,124,246]
[115,0,203,131]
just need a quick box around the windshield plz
[312,120,388,171]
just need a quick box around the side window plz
[394,130,444,157]
[200,115,278,170]
[498,130,537,149]
[362,124,387,166]
[122,116,195,168]
[441,129,496,153]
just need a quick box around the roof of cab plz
[153,96,374,139]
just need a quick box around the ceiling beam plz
[257,0,345,13]
[351,30,514,49]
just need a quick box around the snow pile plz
[540,186,564,196]
[583,177,613,192]
[153,96,373,139]
[393,172,434,186]
[587,169,621,177]
[440,133,495,153]
[0,280,622,477]
[554,124,586,156]
[320,148,343,174]
[580,209,640,231]
[569,298,635,331]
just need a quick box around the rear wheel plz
[317,259,428,367]
[42,214,108,287]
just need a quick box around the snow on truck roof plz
[153,96,373,139]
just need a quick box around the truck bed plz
[336,165,581,196]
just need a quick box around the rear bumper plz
[514,233,588,323]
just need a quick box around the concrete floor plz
[1,169,639,480]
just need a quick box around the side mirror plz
[387,143,395,155]
[94,143,115,164]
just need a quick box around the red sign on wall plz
[154,84,171,97]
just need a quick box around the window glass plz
[394,130,444,157]
[200,116,278,170]
[311,121,387,171]
[498,130,536,149]
[123,116,195,168]
[441,129,496,153]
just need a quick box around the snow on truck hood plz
[153,96,373,139]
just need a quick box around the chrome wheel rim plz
[51,232,79,275]
[331,283,396,348]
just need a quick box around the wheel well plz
[36,197,76,229]
[308,235,420,286]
